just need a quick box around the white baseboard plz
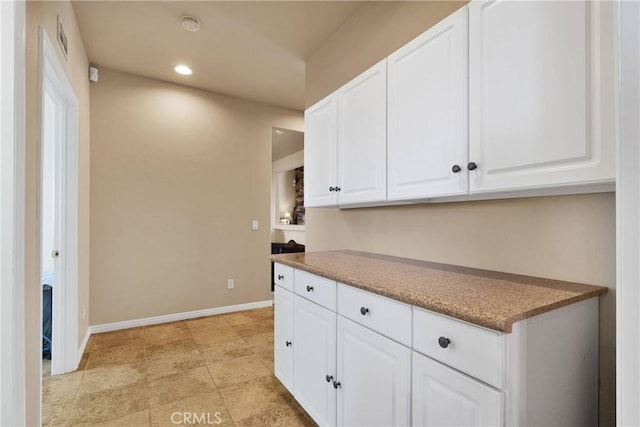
[77,326,91,365]
[89,300,274,334]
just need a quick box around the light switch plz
[252,220,259,231]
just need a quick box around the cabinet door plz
[274,286,294,394]
[337,60,387,206]
[412,352,502,427]
[294,296,337,426]
[469,0,615,193]
[304,93,338,207]
[387,7,468,200]
[336,317,411,427]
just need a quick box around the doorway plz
[38,27,79,377]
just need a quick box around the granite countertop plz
[270,250,608,333]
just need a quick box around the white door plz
[304,93,338,207]
[274,286,294,394]
[39,28,79,376]
[294,296,337,426]
[387,7,468,200]
[412,351,502,427]
[468,0,615,193]
[337,59,387,206]
[336,317,411,427]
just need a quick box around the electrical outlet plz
[227,279,235,289]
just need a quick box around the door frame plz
[616,0,640,424]
[38,26,79,376]
[0,0,26,425]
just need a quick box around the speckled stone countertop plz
[270,250,608,333]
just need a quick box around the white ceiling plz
[72,1,365,110]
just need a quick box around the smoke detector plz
[181,15,200,32]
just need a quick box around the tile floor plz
[42,306,316,426]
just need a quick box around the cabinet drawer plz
[337,283,412,346]
[294,269,337,311]
[413,307,505,389]
[274,263,294,292]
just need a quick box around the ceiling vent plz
[181,15,200,32]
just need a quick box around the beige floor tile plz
[146,337,199,358]
[254,349,275,372]
[149,391,233,427]
[191,326,242,346]
[219,375,292,422]
[144,321,191,346]
[231,320,274,338]
[208,354,272,388]
[220,312,260,327]
[84,336,96,353]
[145,347,206,382]
[242,332,274,353]
[148,366,216,409]
[187,315,230,331]
[91,328,145,351]
[91,409,150,426]
[77,351,91,371]
[77,362,146,396]
[243,307,274,321]
[198,338,254,365]
[43,307,290,426]
[42,396,76,426]
[85,342,145,370]
[68,379,149,425]
[42,370,84,403]
[235,403,316,427]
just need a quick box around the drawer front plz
[413,307,505,389]
[337,283,412,346]
[294,269,337,311]
[274,263,294,292]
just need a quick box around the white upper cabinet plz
[337,59,388,205]
[304,93,338,207]
[305,0,616,208]
[304,61,387,208]
[388,7,468,200]
[468,0,615,193]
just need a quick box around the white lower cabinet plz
[293,295,337,426]
[273,263,599,427]
[337,317,411,427]
[412,351,502,426]
[274,285,294,393]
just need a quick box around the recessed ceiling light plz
[174,65,192,75]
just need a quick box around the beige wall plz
[305,2,616,425]
[25,1,91,424]
[90,68,303,325]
